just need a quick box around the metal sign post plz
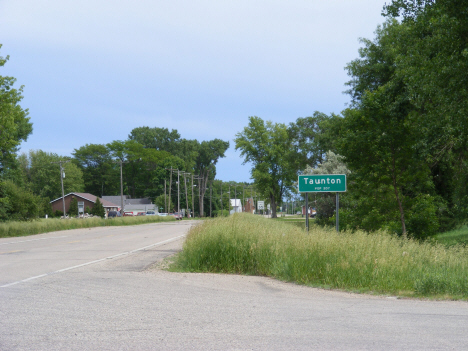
[298,174,347,233]
[336,193,339,232]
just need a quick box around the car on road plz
[123,211,134,216]
[146,210,156,216]
[158,213,168,217]
[136,211,146,216]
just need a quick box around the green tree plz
[72,144,119,197]
[128,126,181,153]
[338,20,432,237]
[194,139,229,217]
[0,45,33,175]
[0,179,41,221]
[289,112,338,170]
[91,197,105,217]
[20,150,84,201]
[235,116,297,218]
[68,197,78,217]
[383,0,468,226]
[107,139,171,199]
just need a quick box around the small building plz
[243,198,255,214]
[50,193,118,215]
[101,196,155,213]
[230,199,242,214]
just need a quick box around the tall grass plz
[0,215,175,238]
[173,213,468,299]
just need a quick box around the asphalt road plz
[1,221,468,350]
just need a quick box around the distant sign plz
[257,201,265,210]
[298,174,346,193]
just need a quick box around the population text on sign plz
[298,174,347,193]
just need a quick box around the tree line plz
[3,0,468,238]
[236,0,468,238]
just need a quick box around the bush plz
[0,180,41,221]
[54,210,64,218]
[215,209,229,217]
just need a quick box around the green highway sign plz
[298,174,346,193]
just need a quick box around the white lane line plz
[0,236,69,246]
[1,234,186,288]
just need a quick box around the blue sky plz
[1,0,388,182]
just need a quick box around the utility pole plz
[52,160,69,217]
[177,170,180,214]
[210,184,212,218]
[191,175,203,217]
[184,173,189,217]
[164,180,166,213]
[117,160,127,214]
[169,170,172,212]
[220,181,223,216]
[191,174,194,218]
[166,167,178,213]
[234,185,237,213]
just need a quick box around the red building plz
[50,193,118,215]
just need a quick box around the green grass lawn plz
[434,225,468,247]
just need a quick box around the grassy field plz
[434,225,468,246]
[0,215,175,238]
[171,213,468,300]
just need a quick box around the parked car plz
[136,211,146,216]
[107,210,121,218]
[170,212,183,220]
[123,211,134,216]
[146,210,156,216]
[158,213,168,217]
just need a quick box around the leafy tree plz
[68,197,78,217]
[338,20,435,237]
[194,139,229,217]
[20,150,84,201]
[91,197,105,217]
[383,0,468,225]
[289,112,338,170]
[72,144,119,197]
[0,179,40,221]
[235,116,297,218]
[107,139,171,199]
[0,45,33,175]
[128,126,181,153]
